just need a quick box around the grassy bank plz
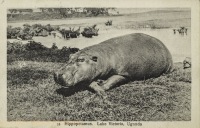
[7,61,191,121]
[7,41,79,63]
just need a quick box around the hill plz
[125,10,190,21]
[117,10,191,29]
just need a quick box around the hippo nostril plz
[54,73,67,86]
[54,72,64,84]
[54,73,73,86]
[53,73,57,82]
[54,72,59,81]
[58,74,64,80]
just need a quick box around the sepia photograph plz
[0,0,199,128]
[7,7,191,121]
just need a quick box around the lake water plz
[8,28,191,63]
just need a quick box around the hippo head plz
[54,52,98,87]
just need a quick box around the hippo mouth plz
[54,73,67,86]
[54,73,76,87]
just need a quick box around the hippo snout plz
[54,72,75,87]
[54,72,66,86]
[54,72,59,82]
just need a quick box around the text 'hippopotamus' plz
[54,33,173,95]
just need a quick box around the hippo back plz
[80,33,173,80]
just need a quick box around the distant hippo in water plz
[54,33,173,95]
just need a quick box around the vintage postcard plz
[0,0,199,128]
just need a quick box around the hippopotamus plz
[54,33,173,95]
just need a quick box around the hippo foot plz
[88,81,112,105]
[89,75,127,95]
[96,79,105,86]
[89,81,107,96]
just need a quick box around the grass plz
[7,61,191,121]
[7,41,79,63]
[113,18,191,30]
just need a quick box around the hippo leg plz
[88,81,112,105]
[89,81,106,96]
[101,75,127,91]
[89,75,127,95]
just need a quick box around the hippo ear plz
[91,56,98,62]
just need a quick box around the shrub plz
[23,23,31,28]
[51,43,58,50]
[32,24,42,29]
[25,41,47,51]
[7,24,57,40]
[7,41,26,54]
[7,41,79,63]
[69,47,79,53]
[43,24,54,32]
[7,26,22,39]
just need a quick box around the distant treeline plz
[7,41,79,63]
[7,8,120,21]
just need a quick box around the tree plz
[39,8,47,13]
[8,9,17,18]
[47,8,53,12]
[56,8,74,18]
[58,8,68,17]
[41,8,73,18]
[83,8,115,16]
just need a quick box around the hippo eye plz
[77,58,85,62]
[91,56,98,62]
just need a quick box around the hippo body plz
[54,33,173,94]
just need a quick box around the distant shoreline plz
[7,9,190,23]
[7,15,123,23]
